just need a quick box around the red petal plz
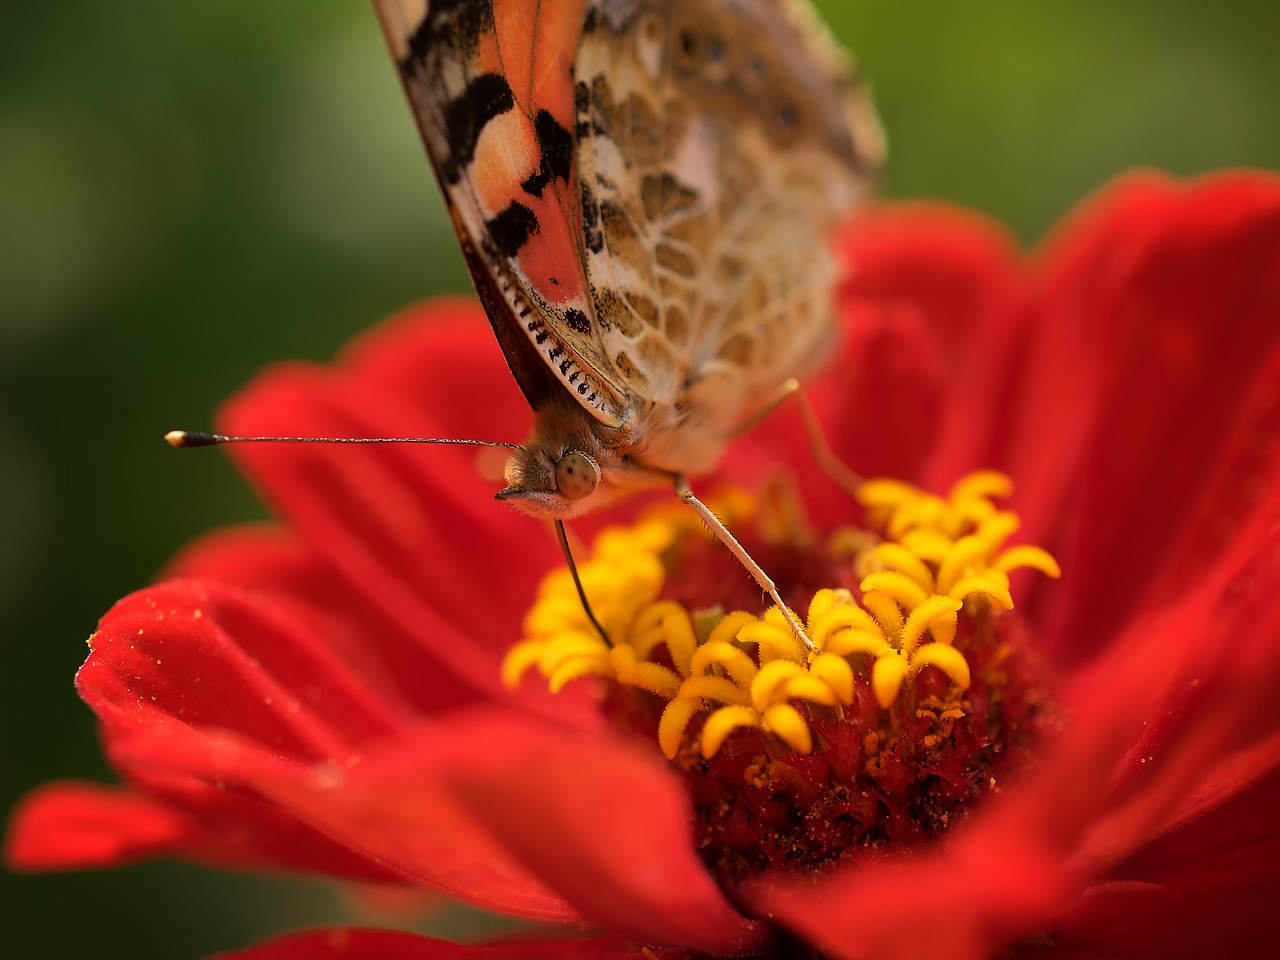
[163,524,494,717]
[248,711,763,953]
[83,580,408,758]
[1056,765,1280,958]
[834,203,1031,489]
[1004,172,1280,656]
[1139,336,1280,614]
[233,717,575,921]
[1068,524,1280,873]
[451,729,766,954]
[214,929,685,960]
[69,580,423,879]
[837,303,949,483]
[745,830,1071,960]
[5,782,194,871]
[216,302,561,689]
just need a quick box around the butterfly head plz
[496,444,605,519]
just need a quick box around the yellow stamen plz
[996,545,1063,579]
[503,471,1058,761]
[701,705,764,756]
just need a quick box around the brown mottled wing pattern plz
[375,0,882,477]
[372,0,628,426]
[573,0,883,474]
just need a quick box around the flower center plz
[505,471,1060,882]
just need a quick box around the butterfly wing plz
[571,0,883,472]
[375,0,881,475]
[373,0,629,426]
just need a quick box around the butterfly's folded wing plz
[375,0,882,469]
[572,0,884,464]
[373,0,629,426]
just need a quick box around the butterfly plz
[372,0,884,639]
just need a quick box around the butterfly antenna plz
[166,430,520,450]
[554,519,610,646]
[169,431,610,642]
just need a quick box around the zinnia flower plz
[8,170,1280,959]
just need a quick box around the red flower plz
[8,171,1280,959]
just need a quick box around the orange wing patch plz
[374,0,627,424]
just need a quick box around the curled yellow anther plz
[949,572,1015,610]
[660,610,700,677]
[828,628,892,659]
[899,528,955,564]
[807,588,854,624]
[860,570,930,611]
[862,590,904,636]
[950,470,1014,502]
[996,545,1062,579]
[630,600,692,664]
[856,478,919,510]
[976,511,1020,549]
[679,675,751,707]
[779,673,841,707]
[810,604,882,650]
[549,655,611,693]
[872,655,910,709]
[702,706,763,757]
[935,534,993,594]
[809,653,855,703]
[762,703,813,754]
[609,645,681,699]
[502,639,545,689]
[899,595,963,657]
[869,543,936,592]
[659,698,703,760]
[751,660,808,711]
[689,640,759,689]
[706,610,762,647]
[738,616,808,663]
[911,642,971,690]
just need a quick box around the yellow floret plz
[503,471,1058,761]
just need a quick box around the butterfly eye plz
[555,452,600,501]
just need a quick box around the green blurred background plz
[2,0,1276,956]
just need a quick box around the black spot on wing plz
[574,80,592,138]
[405,0,494,63]
[520,110,575,198]
[442,73,514,183]
[564,308,592,334]
[580,179,603,254]
[487,201,540,257]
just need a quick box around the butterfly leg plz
[674,479,815,651]
[736,378,863,498]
